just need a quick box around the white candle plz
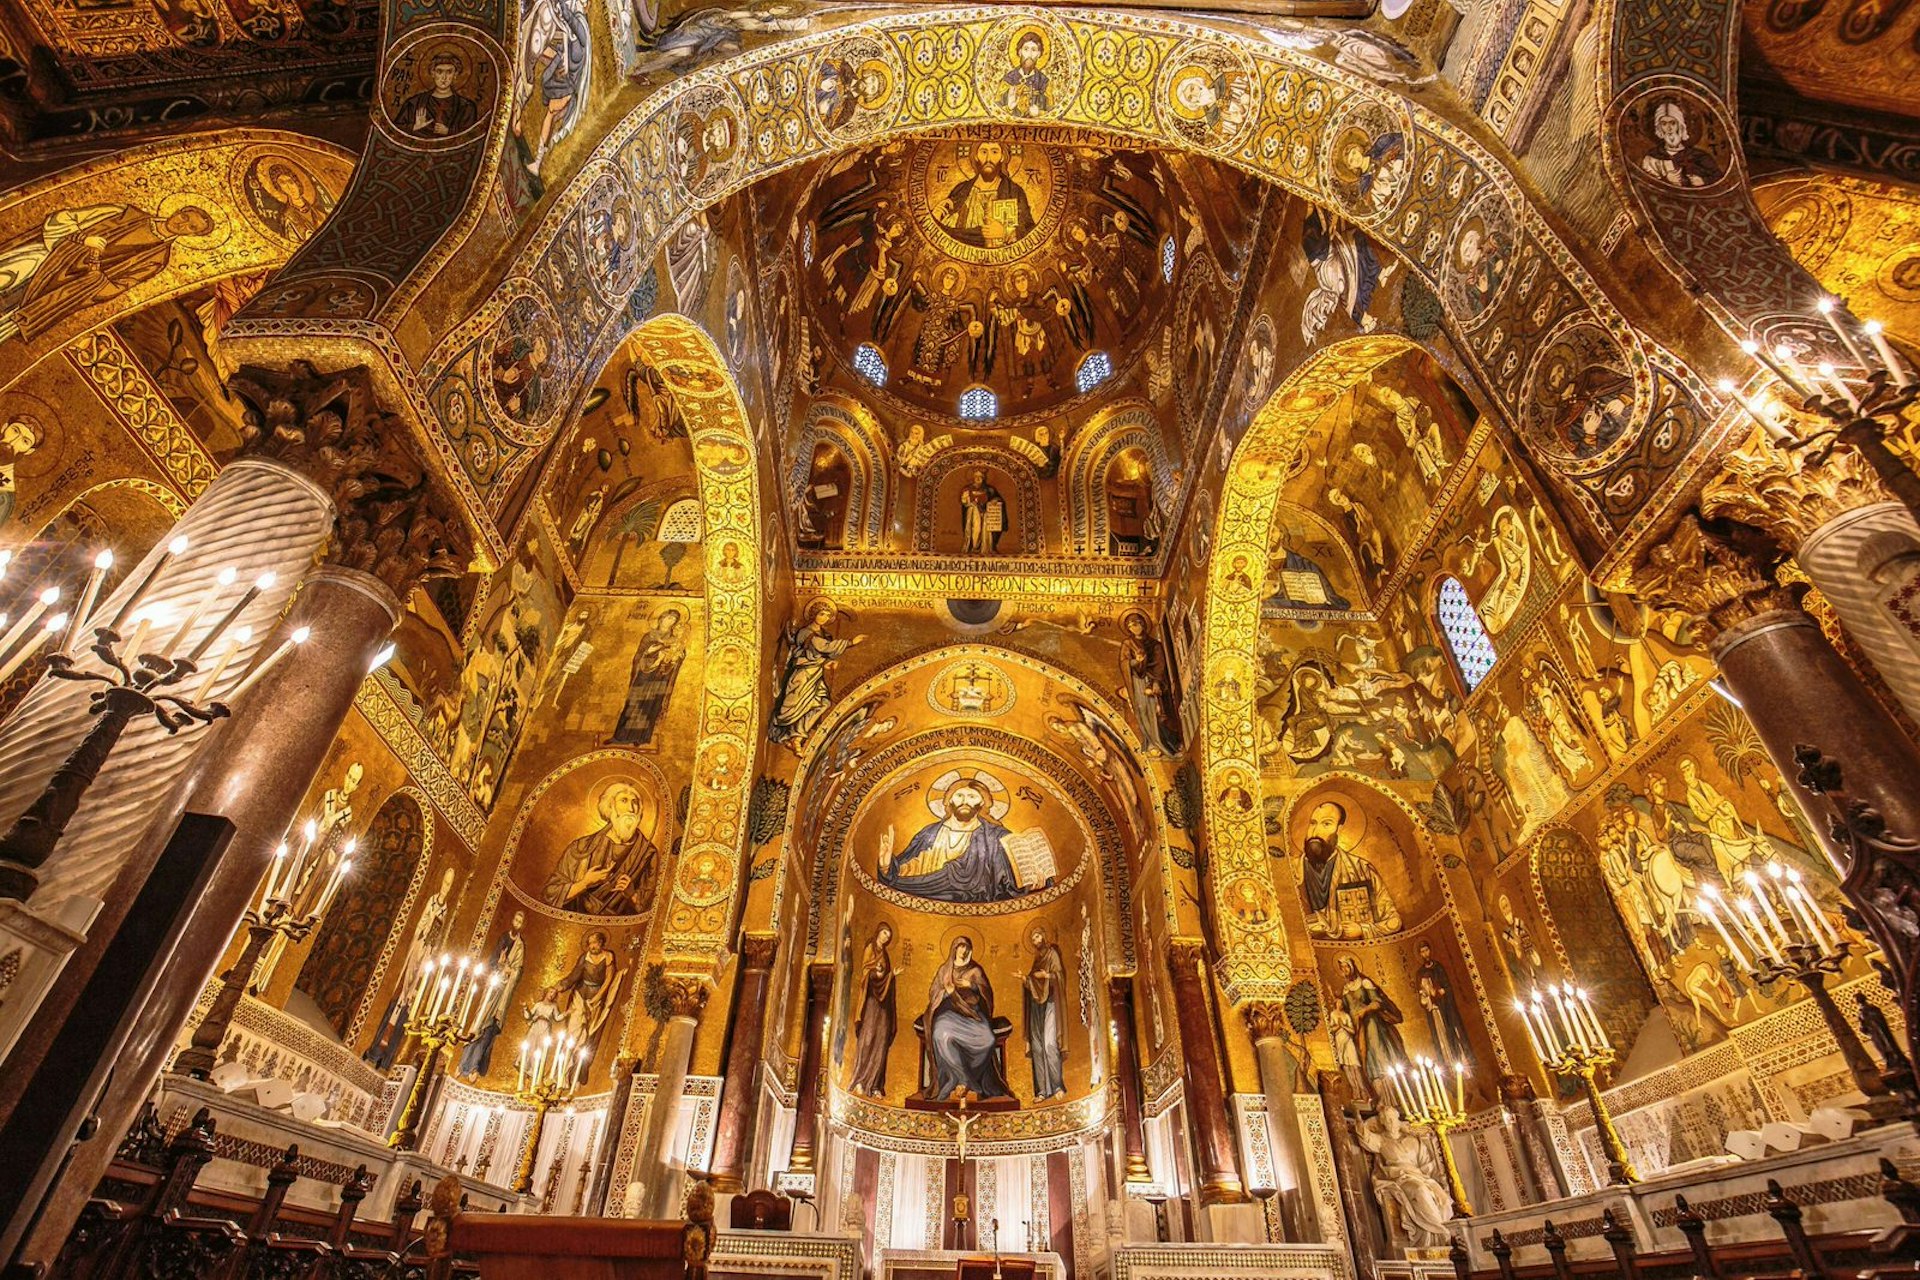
[517,1040,529,1093]
[1515,1002,1546,1060]
[187,571,273,664]
[1816,299,1873,372]
[0,608,65,684]
[1863,320,1911,388]
[1776,345,1814,398]
[1576,989,1609,1051]
[414,955,438,1007]
[574,1046,588,1090]
[1736,896,1783,963]
[1550,987,1582,1052]
[0,586,60,665]
[191,625,251,701]
[430,973,452,1022]
[1816,362,1860,410]
[165,566,235,655]
[106,534,186,632]
[1700,896,1749,967]
[532,1037,549,1090]
[1744,869,1793,948]
[315,859,351,916]
[222,625,310,703]
[1531,997,1563,1058]
[262,841,292,905]
[1453,1062,1466,1115]
[1785,870,1840,951]
[65,550,113,654]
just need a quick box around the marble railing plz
[1111,1242,1352,1280]
[173,987,394,1133]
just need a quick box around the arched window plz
[958,385,998,420]
[1436,576,1496,691]
[852,342,887,387]
[1161,233,1177,282]
[1075,350,1113,392]
[658,497,703,542]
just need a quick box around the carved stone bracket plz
[1701,436,1898,551]
[228,362,471,599]
[1630,513,1799,650]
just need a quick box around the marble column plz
[788,962,834,1174]
[709,933,778,1193]
[1243,1001,1319,1240]
[1165,940,1245,1206]
[1108,976,1151,1185]
[1635,513,1920,860]
[633,975,708,1219]
[1636,512,1920,1070]
[3,362,468,1270]
[586,1056,636,1215]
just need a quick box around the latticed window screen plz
[852,342,887,386]
[658,497,703,543]
[802,223,814,264]
[1161,234,1177,282]
[1076,351,1113,392]
[959,385,998,420]
[1436,575,1496,690]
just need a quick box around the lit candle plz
[1515,1002,1546,1060]
[0,586,60,665]
[532,1036,550,1090]
[369,641,396,673]
[164,566,235,656]
[1815,362,1860,411]
[1785,869,1840,951]
[0,608,66,684]
[0,549,11,578]
[516,1040,529,1093]
[1863,320,1911,389]
[1775,344,1814,398]
[1531,996,1564,1058]
[1767,863,1815,947]
[1699,895,1750,968]
[191,625,250,701]
[221,625,310,704]
[65,550,113,654]
[575,1045,589,1090]
[1815,298,1873,371]
[414,954,438,1007]
[1743,868,1793,949]
[1453,1061,1466,1115]
[106,534,187,633]
[430,972,452,1023]
[315,859,351,917]
[263,841,292,905]
[187,571,274,664]
[1549,986,1582,1052]
[120,606,165,662]
[1575,989,1609,1051]
[1736,895,1783,963]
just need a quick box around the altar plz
[878,1247,1065,1280]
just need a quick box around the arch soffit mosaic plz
[258,7,1738,579]
[0,130,356,395]
[1597,0,1869,378]
[790,394,890,552]
[781,642,1175,959]
[1203,334,1421,1005]
[1063,400,1176,558]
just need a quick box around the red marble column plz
[1166,939,1246,1206]
[788,962,834,1172]
[1108,975,1152,1183]
[709,933,778,1192]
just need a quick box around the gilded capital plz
[1166,938,1210,974]
[739,933,778,970]
[1700,438,1896,550]
[1242,1001,1288,1042]
[229,361,470,598]
[661,975,711,1020]
[1630,514,1797,649]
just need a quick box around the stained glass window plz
[1437,576,1496,691]
[959,385,998,420]
[852,342,887,386]
[1076,351,1113,392]
[1161,234,1177,282]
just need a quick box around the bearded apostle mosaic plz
[506,757,671,921]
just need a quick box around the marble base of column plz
[12,565,400,1271]
[1712,609,1920,858]
[709,934,777,1193]
[1166,941,1245,1206]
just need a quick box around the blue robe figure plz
[922,938,1011,1101]
[882,804,1023,904]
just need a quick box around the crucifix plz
[943,1094,980,1252]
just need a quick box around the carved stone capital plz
[661,975,711,1020]
[1701,439,1896,549]
[1166,938,1209,974]
[738,933,778,971]
[229,361,470,598]
[1242,1000,1288,1043]
[1630,513,1798,649]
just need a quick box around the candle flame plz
[1816,297,1835,314]
[1865,319,1884,336]
[37,586,59,605]
[216,566,237,587]
[291,626,312,643]
[274,842,289,859]
[44,612,68,632]
[168,535,189,556]
[1740,339,1760,355]
[344,836,358,855]
[339,860,353,877]
[94,549,114,570]
[255,571,277,590]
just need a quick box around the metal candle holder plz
[512,1032,586,1195]
[1384,1055,1473,1218]
[389,955,496,1152]
[1517,983,1638,1185]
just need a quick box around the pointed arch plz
[1201,336,1420,1006]
[1063,401,1176,557]
[302,789,429,1038]
[787,395,891,550]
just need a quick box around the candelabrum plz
[389,954,497,1152]
[1384,1055,1473,1218]
[1516,982,1638,1186]
[1719,299,1920,523]
[0,535,304,901]
[173,819,357,1079]
[1697,858,1908,1121]
[511,1031,587,1195]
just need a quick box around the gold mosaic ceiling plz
[799,133,1192,423]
